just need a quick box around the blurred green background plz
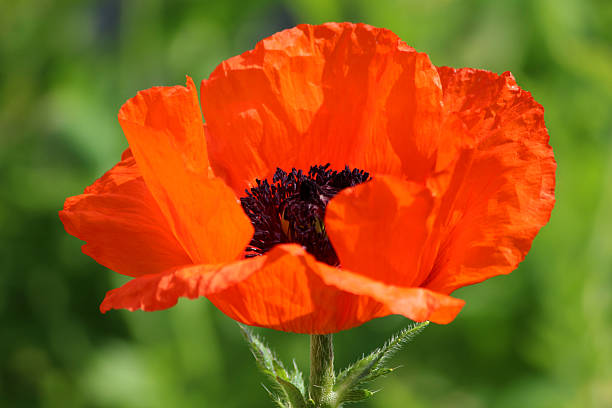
[1,0,611,407]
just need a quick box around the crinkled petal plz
[101,244,387,333]
[118,77,253,264]
[60,149,191,277]
[207,244,388,334]
[325,176,434,287]
[422,68,556,294]
[322,176,463,324]
[201,22,443,194]
[100,249,267,313]
[311,265,464,324]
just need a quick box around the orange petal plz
[118,77,253,264]
[100,250,267,313]
[60,149,191,277]
[201,22,444,195]
[101,243,387,333]
[207,244,388,334]
[422,68,556,294]
[311,265,464,324]
[325,176,434,287]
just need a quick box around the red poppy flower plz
[60,23,555,334]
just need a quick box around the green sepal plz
[239,324,307,407]
[334,321,429,403]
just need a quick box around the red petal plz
[326,176,434,287]
[423,68,556,294]
[60,150,191,277]
[118,77,253,264]
[322,176,463,324]
[101,244,387,333]
[207,244,387,334]
[100,250,266,313]
[311,265,464,324]
[201,22,443,194]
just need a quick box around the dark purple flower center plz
[240,164,370,266]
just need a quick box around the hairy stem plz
[309,334,336,407]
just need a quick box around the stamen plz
[240,165,370,266]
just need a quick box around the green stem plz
[309,334,336,407]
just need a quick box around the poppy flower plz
[60,22,555,334]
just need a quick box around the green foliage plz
[336,322,428,399]
[243,323,429,407]
[240,324,308,407]
[339,389,375,404]
[1,0,611,407]
[334,322,428,406]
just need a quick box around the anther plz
[240,165,370,266]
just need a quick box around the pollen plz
[240,164,370,266]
